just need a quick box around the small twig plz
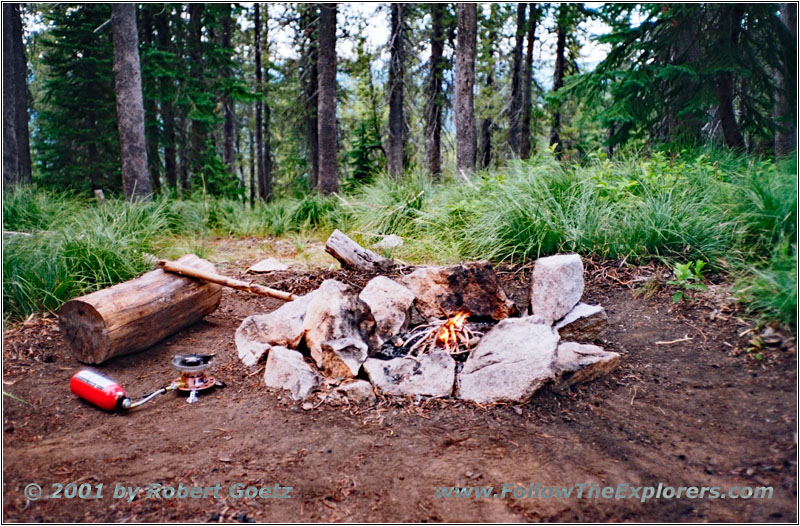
[655,335,693,345]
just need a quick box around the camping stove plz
[172,354,221,403]
[70,353,223,411]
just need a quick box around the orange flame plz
[436,311,470,350]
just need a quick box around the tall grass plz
[3,147,796,325]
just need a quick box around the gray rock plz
[321,338,368,378]
[248,257,290,273]
[358,276,415,343]
[458,317,560,404]
[554,342,620,389]
[374,234,404,250]
[334,380,376,404]
[303,280,377,367]
[530,254,584,324]
[363,351,456,397]
[554,303,607,341]
[401,262,515,321]
[235,292,317,367]
[263,346,322,400]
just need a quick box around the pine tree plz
[455,3,477,174]
[425,3,447,178]
[387,3,406,177]
[317,3,338,194]
[3,3,32,189]
[111,3,151,200]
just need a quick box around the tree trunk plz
[479,5,498,169]
[301,5,320,189]
[715,5,745,150]
[249,107,255,206]
[261,5,272,201]
[775,3,797,156]
[188,3,205,184]
[387,3,405,177]
[221,4,236,176]
[155,5,177,189]
[111,3,152,200]
[509,3,527,155]
[317,3,338,194]
[549,18,566,159]
[455,3,477,175]
[520,5,537,160]
[140,4,161,193]
[254,3,265,201]
[59,254,222,365]
[3,3,32,189]
[425,3,445,178]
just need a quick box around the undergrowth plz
[3,147,796,326]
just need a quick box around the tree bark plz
[520,4,537,159]
[715,5,745,150]
[111,3,152,200]
[155,5,177,189]
[455,3,477,175]
[221,3,236,176]
[775,3,797,156]
[3,3,32,189]
[254,3,265,201]
[509,3,527,155]
[549,17,566,159]
[387,3,405,177]
[317,3,338,194]
[425,3,446,178]
[261,5,272,201]
[140,4,161,193]
[479,5,499,169]
[59,254,222,364]
[301,5,319,189]
[188,3,205,184]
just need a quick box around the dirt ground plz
[2,254,797,522]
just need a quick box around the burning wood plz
[402,311,483,356]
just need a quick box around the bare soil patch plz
[3,261,796,522]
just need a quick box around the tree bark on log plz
[325,230,397,272]
[59,254,222,364]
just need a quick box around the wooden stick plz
[157,259,295,301]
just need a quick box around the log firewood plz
[324,229,397,272]
[59,254,223,364]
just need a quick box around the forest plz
[2,4,798,523]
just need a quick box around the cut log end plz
[58,300,111,364]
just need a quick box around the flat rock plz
[374,234,404,250]
[358,276,415,343]
[248,257,289,273]
[321,338,368,378]
[363,351,456,397]
[235,292,316,367]
[263,346,322,400]
[334,380,376,404]
[554,303,607,341]
[303,280,378,367]
[554,342,620,389]
[458,317,560,404]
[530,254,584,324]
[401,262,515,321]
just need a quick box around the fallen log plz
[59,254,223,364]
[324,229,398,272]
[157,260,296,301]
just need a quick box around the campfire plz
[402,311,484,356]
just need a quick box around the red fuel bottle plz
[70,370,130,411]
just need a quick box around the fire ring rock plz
[458,317,560,404]
[363,350,456,397]
[401,262,516,321]
[530,254,584,325]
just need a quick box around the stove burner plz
[171,354,220,394]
